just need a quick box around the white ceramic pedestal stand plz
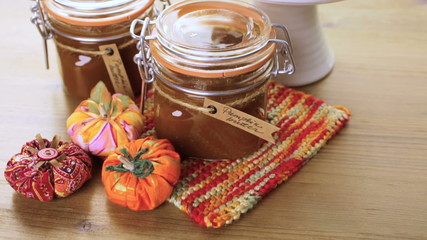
[253,0,342,87]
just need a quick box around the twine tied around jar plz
[153,81,268,114]
[53,39,137,56]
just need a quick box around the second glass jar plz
[132,0,294,159]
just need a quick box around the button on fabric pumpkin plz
[4,134,92,201]
[67,81,145,157]
[102,137,181,210]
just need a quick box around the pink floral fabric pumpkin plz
[4,135,92,201]
[67,81,145,157]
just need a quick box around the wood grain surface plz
[1,0,427,239]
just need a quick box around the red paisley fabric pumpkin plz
[4,134,92,201]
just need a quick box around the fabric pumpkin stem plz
[105,148,154,178]
[101,137,181,211]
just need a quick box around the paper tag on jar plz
[99,44,134,99]
[202,98,280,143]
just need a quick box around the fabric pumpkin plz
[4,134,92,201]
[67,81,144,157]
[102,137,181,210]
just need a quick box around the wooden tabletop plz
[1,1,427,239]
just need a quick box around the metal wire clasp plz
[270,24,295,76]
[154,0,171,16]
[130,17,157,112]
[30,0,53,69]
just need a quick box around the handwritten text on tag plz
[99,44,134,99]
[202,98,279,143]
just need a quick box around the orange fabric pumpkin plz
[102,137,181,210]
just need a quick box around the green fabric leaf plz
[110,95,131,118]
[110,98,120,118]
[106,147,154,178]
[110,97,122,118]
[90,81,112,113]
[116,95,130,109]
[87,100,100,115]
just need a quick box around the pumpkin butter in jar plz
[131,0,294,159]
[33,0,156,99]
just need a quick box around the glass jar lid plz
[144,0,276,78]
[155,0,272,59]
[43,0,154,26]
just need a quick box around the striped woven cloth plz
[143,82,350,228]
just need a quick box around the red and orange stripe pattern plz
[167,82,350,228]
